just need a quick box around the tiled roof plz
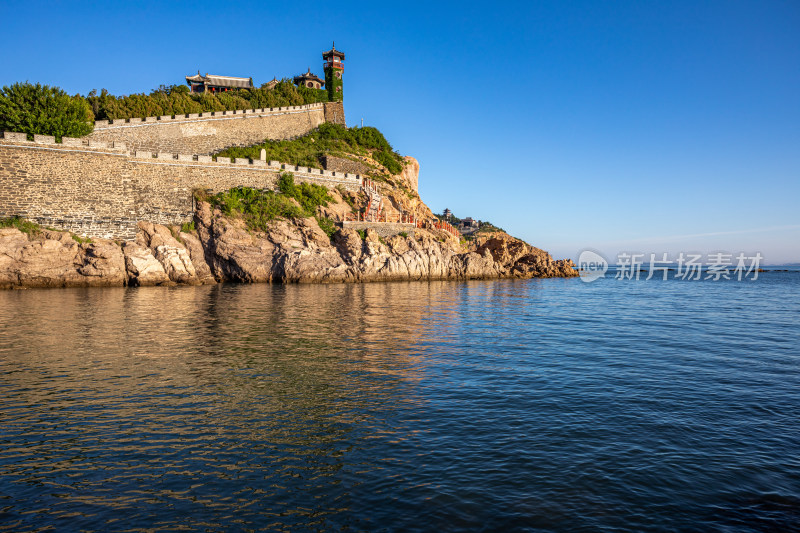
[322,41,345,60]
[185,72,253,89]
[293,69,324,84]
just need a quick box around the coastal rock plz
[333,228,364,263]
[193,202,491,283]
[122,242,169,286]
[137,222,198,284]
[475,235,536,266]
[0,228,126,288]
[0,201,578,289]
[511,255,577,278]
[179,232,217,284]
[195,202,277,283]
[76,240,127,285]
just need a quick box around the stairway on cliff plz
[362,180,382,222]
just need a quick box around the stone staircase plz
[362,179,382,222]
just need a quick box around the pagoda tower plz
[322,42,345,102]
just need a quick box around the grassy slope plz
[214,123,404,175]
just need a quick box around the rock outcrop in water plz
[0,201,576,289]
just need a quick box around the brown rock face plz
[401,156,420,192]
[179,232,216,284]
[122,242,169,286]
[0,228,126,289]
[191,202,576,283]
[136,222,199,284]
[473,232,578,279]
[0,203,577,289]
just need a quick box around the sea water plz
[0,273,798,531]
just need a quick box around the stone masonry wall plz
[341,222,415,239]
[86,103,326,155]
[323,101,346,125]
[0,135,362,240]
[321,155,370,176]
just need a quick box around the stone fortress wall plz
[0,121,361,240]
[86,101,345,155]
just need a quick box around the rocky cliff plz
[0,204,576,289]
[0,154,577,289]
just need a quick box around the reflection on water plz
[0,277,799,531]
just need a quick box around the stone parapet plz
[86,102,327,155]
[341,222,415,239]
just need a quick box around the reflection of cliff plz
[0,280,538,440]
[0,282,455,437]
[0,283,441,525]
[0,280,546,528]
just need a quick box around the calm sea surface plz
[0,272,798,532]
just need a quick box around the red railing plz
[341,213,459,238]
[344,212,418,224]
[339,178,456,235]
[430,220,460,237]
[362,178,379,195]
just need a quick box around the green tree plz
[0,82,94,140]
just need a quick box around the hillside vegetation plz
[86,80,327,121]
[202,174,337,236]
[0,82,94,141]
[215,122,404,174]
[0,80,329,137]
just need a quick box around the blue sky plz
[2,1,798,263]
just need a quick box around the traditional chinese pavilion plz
[185,72,254,93]
[293,68,324,89]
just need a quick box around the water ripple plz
[0,276,799,531]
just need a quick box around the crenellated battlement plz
[0,131,363,184]
[1,131,128,151]
[92,102,326,129]
[85,101,342,156]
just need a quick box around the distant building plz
[263,77,280,90]
[458,217,479,235]
[443,208,452,220]
[293,68,324,89]
[185,72,254,93]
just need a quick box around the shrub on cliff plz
[209,178,333,232]
[85,79,327,121]
[278,173,333,213]
[0,216,42,238]
[216,124,404,175]
[0,82,94,140]
[315,216,336,238]
[212,186,306,232]
[372,150,403,174]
